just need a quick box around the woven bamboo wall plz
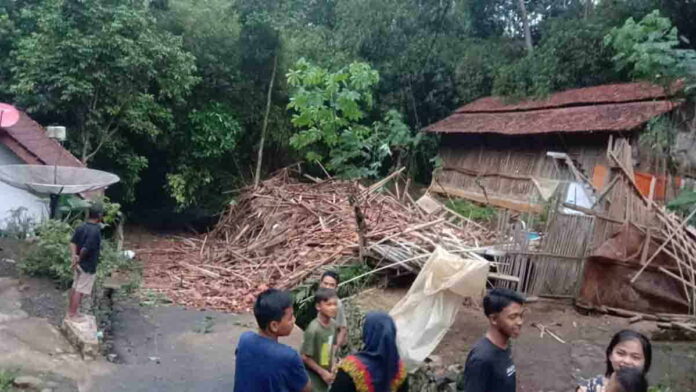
[433,133,613,211]
[494,206,595,296]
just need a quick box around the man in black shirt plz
[66,205,102,321]
[457,288,526,392]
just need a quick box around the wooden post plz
[640,228,652,265]
[349,191,368,263]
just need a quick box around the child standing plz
[318,271,348,347]
[302,288,339,392]
[234,288,311,392]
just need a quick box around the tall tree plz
[10,0,197,200]
[254,53,278,187]
[517,0,533,53]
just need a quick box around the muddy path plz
[356,288,696,392]
[89,299,304,392]
[1,237,304,392]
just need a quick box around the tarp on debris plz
[578,224,688,314]
[390,247,488,369]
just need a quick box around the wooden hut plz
[425,82,682,213]
[425,83,696,314]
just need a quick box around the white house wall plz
[0,143,48,230]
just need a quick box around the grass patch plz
[444,199,496,223]
[0,370,16,392]
[138,289,171,307]
[649,387,673,392]
[193,315,216,334]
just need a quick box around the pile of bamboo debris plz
[148,168,494,312]
[605,138,696,315]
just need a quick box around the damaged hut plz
[426,82,696,315]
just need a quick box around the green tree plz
[493,17,621,98]
[0,12,14,101]
[9,0,198,201]
[287,59,419,178]
[166,103,242,207]
[604,9,696,87]
[153,0,248,208]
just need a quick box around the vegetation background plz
[1,0,695,222]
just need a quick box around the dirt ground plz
[355,288,696,392]
[127,229,696,391]
[121,227,188,298]
[0,237,76,327]
[1,236,306,392]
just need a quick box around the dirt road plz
[356,288,696,392]
[90,300,303,392]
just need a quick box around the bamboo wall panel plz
[435,134,612,209]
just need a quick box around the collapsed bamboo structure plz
[141,168,494,312]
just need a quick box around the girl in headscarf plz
[576,330,652,392]
[329,312,408,392]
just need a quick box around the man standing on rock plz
[457,288,526,392]
[66,204,102,321]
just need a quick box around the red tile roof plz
[426,82,681,135]
[0,105,83,167]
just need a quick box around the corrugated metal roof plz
[426,82,681,135]
[0,106,83,167]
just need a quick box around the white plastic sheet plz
[562,182,595,215]
[390,246,488,369]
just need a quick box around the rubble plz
[142,168,494,312]
[13,375,43,390]
[61,315,99,360]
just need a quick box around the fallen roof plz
[0,105,83,167]
[426,82,681,136]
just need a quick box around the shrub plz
[445,199,497,223]
[0,369,16,392]
[20,219,138,289]
[20,220,73,284]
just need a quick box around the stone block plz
[61,315,99,360]
[13,375,43,390]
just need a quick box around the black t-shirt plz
[457,337,516,392]
[71,222,102,274]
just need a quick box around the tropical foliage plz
[1,0,695,217]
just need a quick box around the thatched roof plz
[425,82,681,136]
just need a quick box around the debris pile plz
[145,169,494,312]
[604,139,696,314]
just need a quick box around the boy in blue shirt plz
[234,289,311,392]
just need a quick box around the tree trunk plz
[517,0,533,54]
[254,53,278,188]
[584,0,593,19]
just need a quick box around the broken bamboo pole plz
[630,207,696,284]
[658,267,696,291]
